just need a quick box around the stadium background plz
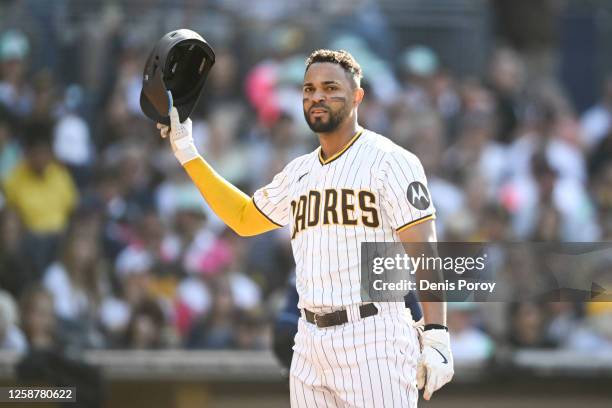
[0,0,611,406]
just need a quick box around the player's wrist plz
[424,323,448,332]
[174,143,200,165]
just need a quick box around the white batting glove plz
[416,329,454,400]
[157,107,199,165]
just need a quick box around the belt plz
[303,303,378,328]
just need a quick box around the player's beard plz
[304,101,350,133]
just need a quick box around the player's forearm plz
[398,219,447,326]
[415,262,447,326]
[415,251,447,326]
[183,157,279,236]
[421,301,447,326]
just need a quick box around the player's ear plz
[353,86,364,106]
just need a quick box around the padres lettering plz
[290,189,379,238]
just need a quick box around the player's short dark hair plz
[305,49,362,88]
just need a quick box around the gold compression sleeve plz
[182,157,281,236]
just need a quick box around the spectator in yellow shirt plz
[3,119,78,274]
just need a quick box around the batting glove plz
[416,329,454,400]
[157,107,199,165]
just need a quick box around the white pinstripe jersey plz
[253,128,436,310]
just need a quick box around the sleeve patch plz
[406,181,431,210]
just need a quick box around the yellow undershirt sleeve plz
[183,157,281,237]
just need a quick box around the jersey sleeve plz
[378,150,436,232]
[252,167,290,227]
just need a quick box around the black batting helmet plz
[140,29,215,125]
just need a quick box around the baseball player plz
[159,49,453,407]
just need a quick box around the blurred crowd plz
[0,1,611,365]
